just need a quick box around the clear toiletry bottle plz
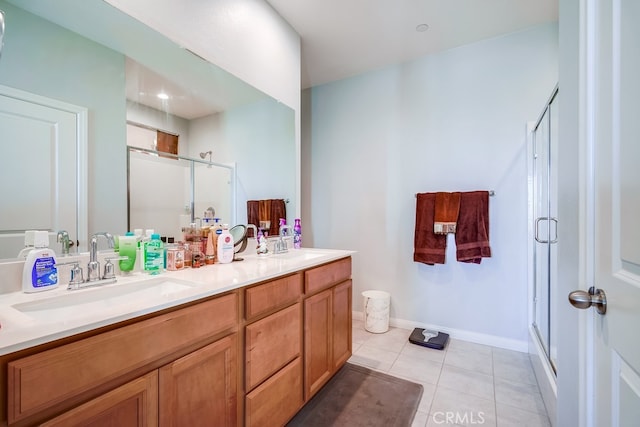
[144,233,164,274]
[293,218,302,249]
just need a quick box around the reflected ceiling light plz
[157,92,169,100]
[416,23,429,32]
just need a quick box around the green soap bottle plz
[118,232,137,273]
[144,233,164,274]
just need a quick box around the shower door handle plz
[535,217,558,244]
[568,287,607,315]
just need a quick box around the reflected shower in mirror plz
[127,146,235,240]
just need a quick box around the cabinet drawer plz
[304,257,352,295]
[245,357,303,427]
[7,292,238,424]
[245,273,302,321]
[245,303,301,391]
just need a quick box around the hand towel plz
[433,192,461,234]
[248,199,287,237]
[258,199,272,229]
[455,191,492,264]
[247,200,260,237]
[269,199,287,236]
[414,193,447,265]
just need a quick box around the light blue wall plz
[201,98,296,225]
[304,23,558,348]
[0,0,127,238]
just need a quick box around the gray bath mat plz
[287,362,423,427]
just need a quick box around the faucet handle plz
[69,263,85,287]
[55,261,84,289]
[103,256,128,280]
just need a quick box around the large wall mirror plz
[0,0,295,259]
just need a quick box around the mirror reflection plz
[0,0,296,260]
[127,146,235,241]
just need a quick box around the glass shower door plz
[532,87,559,373]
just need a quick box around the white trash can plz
[362,290,390,333]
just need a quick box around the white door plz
[0,86,87,259]
[568,0,640,425]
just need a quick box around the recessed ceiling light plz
[157,92,169,100]
[416,24,429,32]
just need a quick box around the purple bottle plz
[293,218,302,249]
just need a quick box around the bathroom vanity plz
[0,249,353,426]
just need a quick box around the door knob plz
[568,287,607,315]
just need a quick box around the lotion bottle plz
[118,232,137,274]
[22,231,58,293]
[217,225,234,264]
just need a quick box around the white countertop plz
[0,248,354,356]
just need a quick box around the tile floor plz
[349,319,551,427]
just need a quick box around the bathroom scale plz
[409,328,449,350]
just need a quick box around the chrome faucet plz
[87,232,114,282]
[274,225,290,254]
[57,230,70,255]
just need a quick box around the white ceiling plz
[266,0,559,89]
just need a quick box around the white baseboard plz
[353,310,528,353]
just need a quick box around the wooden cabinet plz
[304,289,333,399]
[245,358,303,427]
[243,274,303,427]
[37,335,238,427]
[2,256,352,427]
[332,279,353,370]
[41,371,158,427]
[159,334,237,427]
[5,292,238,426]
[245,303,301,391]
[303,259,352,400]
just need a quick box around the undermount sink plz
[271,250,327,261]
[12,278,198,321]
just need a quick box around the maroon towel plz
[414,193,447,265]
[434,192,461,234]
[269,199,287,236]
[247,200,260,237]
[246,199,287,237]
[455,191,491,264]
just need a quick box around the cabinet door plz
[304,288,333,399]
[332,280,352,370]
[159,334,237,427]
[41,371,158,427]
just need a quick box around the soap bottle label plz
[32,256,58,288]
